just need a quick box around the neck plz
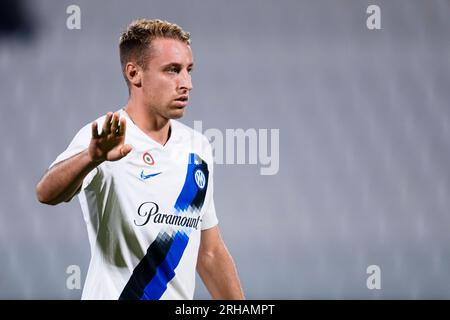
[124,96,171,146]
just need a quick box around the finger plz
[102,112,113,135]
[110,112,119,134]
[91,121,99,139]
[120,144,133,157]
[118,117,127,136]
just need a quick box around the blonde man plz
[36,19,244,300]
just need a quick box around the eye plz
[165,65,180,74]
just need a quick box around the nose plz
[178,70,193,92]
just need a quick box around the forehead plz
[148,38,193,66]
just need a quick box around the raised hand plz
[88,112,133,163]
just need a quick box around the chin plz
[169,109,185,119]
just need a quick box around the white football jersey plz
[50,109,218,300]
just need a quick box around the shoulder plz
[50,113,111,168]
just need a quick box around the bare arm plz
[197,226,245,299]
[36,112,132,205]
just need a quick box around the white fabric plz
[50,109,218,300]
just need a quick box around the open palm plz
[88,112,133,163]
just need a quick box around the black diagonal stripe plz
[191,160,209,211]
[119,231,174,300]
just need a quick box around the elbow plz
[197,249,218,271]
[35,181,58,206]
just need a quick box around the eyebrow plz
[161,62,194,69]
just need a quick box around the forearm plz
[197,244,244,300]
[36,150,101,205]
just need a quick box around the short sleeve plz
[201,140,219,230]
[49,122,100,190]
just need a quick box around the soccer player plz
[36,19,244,300]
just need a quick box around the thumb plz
[120,144,133,157]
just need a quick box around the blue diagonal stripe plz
[140,231,189,300]
[174,153,198,212]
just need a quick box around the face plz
[140,38,193,120]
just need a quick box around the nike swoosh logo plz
[140,170,162,180]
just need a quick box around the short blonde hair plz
[119,19,191,84]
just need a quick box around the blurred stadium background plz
[0,0,449,299]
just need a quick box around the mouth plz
[173,95,189,107]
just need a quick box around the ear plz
[125,62,142,87]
